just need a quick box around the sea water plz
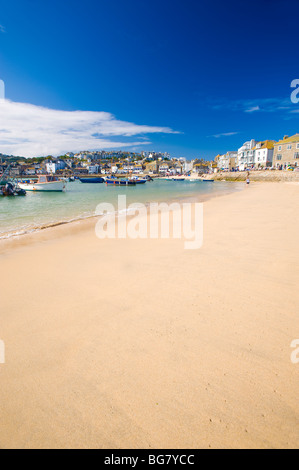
[0,179,243,239]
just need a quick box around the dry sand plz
[0,182,298,449]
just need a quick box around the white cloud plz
[0,99,178,157]
[210,97,291,113]
[245,106,260,113]
[208,131,239,138]
[0,25,5,33]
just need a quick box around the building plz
[46,160,66,174]
[253,140,275,168]
[272,134,299,169]
[145,161,159,174]
[237,139,256,171]
[88,164,100,174]
[184,161,193,173]
[216,151,237,171]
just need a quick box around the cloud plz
[210,97,292,114]
[245,106,260,113]
[0,25,5,33]
[208,131,239,138]
[0,99,178,157]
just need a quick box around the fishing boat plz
[79,177,104,183]
[131,177,147,184]
[1,182,26,197]
[18,175,66,192]
[106,178,136,186]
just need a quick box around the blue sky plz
[1,0,299,159]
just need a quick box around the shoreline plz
[0,182,298,449]
[0,181,243,254]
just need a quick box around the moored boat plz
[79,177,104,183]
[1,182,26,197]
[131,177,147,184]
[106,178,136,186]
[18,175,66,192]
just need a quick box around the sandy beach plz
[0,182,298,449]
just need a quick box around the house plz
[237,139,256,171]
[216,152,237,171]
[252,140,275,168]
[88,164,100,174]
[184,161,193,173]
[46,160,66,174]
[193,162,210,174]
[145,161,159,174]
[272,134,299,169]
[159,162,171,174]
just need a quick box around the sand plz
[0,182,298,449]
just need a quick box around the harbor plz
[0,177,241,239]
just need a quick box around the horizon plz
[1,0,299,159]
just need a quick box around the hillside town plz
[1,133,299,178]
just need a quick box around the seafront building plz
[237,139,256,171]
[46,160,67,174]
[216,138,278,170]
[252,140,275,168]
[216,151,237,171]
[272,134,299,169]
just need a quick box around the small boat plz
[172,178,185,181]
[131,178,147,184]
[202,179,214,182]
[18,175,66,192]
[1,182,26,197]
[79,177,104,183]
[106,178,136,186]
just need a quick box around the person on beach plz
[246,171,250,185]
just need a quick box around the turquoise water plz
[0,179,243,238]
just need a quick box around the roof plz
[274,134,299,145]
[253,140,276,150]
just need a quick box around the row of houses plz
[215,134,299,171]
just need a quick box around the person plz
[246,171,250,185]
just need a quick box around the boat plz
[202,179,214,182]
[18,175,66,192]
[106,178,136,186]
[172,177,185,181]
[79,177,104,183]
[1,182,26,197]
[131,177,147,184]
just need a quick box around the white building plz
[88,164,100,174]
[184,161,193,173]
[253,141,275,168]
[46,160,66,174]
[237,139,256,171]
[217,151,237,171]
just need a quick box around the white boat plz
[18,175,66,192]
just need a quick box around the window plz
[278,146,282,151]
[277,154,282,160]
[287,144,292,150]
[296,143,299,149]
[294,153,299,159]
